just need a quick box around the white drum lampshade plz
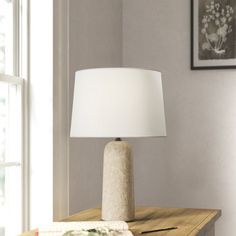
[70,68,166,221]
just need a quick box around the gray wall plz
[69,0,122,212]
[68,1,236,235]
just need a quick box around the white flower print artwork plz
[192,0,236,69]
[198,0,235,60]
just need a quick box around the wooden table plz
[20,206,221,236]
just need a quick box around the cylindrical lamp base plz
[102,140,135,221]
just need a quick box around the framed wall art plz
[191,0,236,69]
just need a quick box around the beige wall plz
[67,1,236,235]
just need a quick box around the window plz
[0,0,27,235]
[1,0,53,233]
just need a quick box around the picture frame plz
[191,0,236,69]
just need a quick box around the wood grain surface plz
[20,206,221,236]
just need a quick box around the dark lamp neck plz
[115,137,122,141]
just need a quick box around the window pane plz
[0,166,21,236]
[0,81,22,236]
[0,83,7,163]
[0,0,14,75]
[0,82,8,236]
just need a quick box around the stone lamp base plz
[102,139,135,221]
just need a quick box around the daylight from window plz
[0,0,22,235]
[0,0,13,75]
[0,81,22,236]
[0,83,7,236]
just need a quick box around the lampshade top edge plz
[75,67,162,75]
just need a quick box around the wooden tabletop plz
[20,206,221,236]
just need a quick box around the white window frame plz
[2,0,54,231]
[18,0,30,231]
[29,0,53,228]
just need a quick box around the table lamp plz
[70,68,166,221]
